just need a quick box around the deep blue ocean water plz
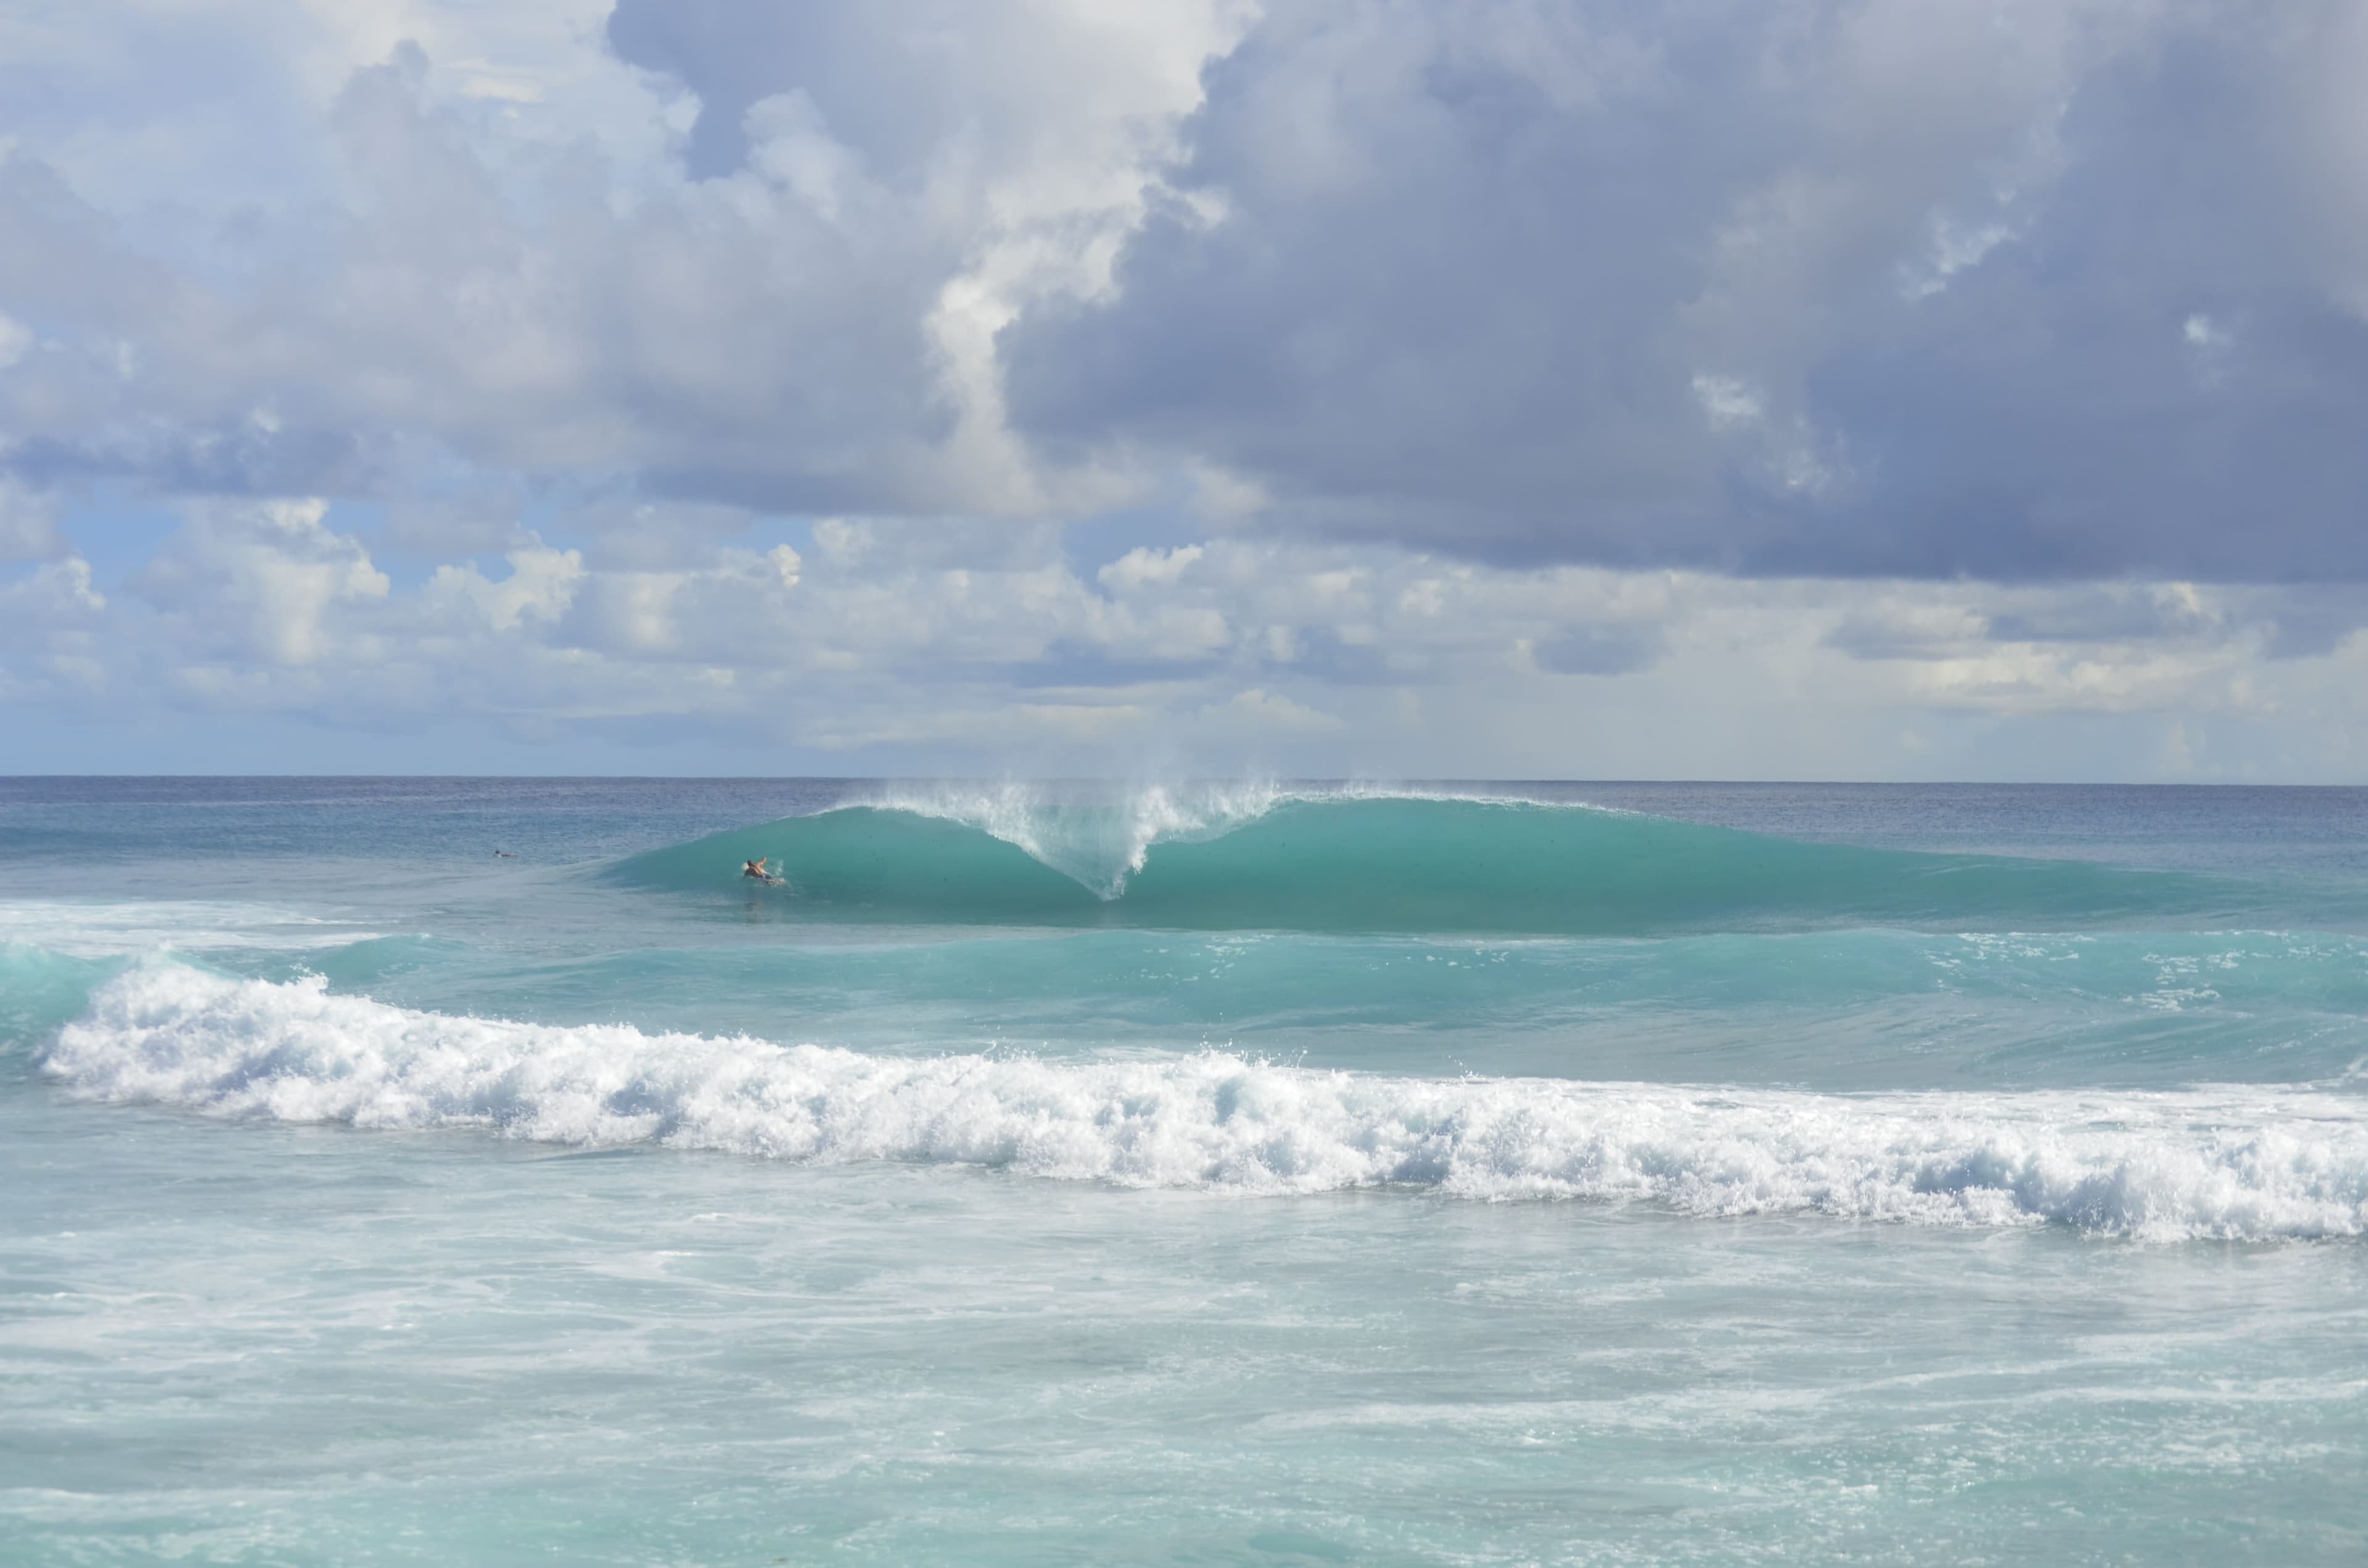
[2,778,2364,1564]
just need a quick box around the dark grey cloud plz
[1003,0,2368,581]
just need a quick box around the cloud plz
[0,554,109,700]
[0,2,1259,525]
[9,4,2368,775]
[7,2,2368,584]
[12,488,2368,777]
[1204,687,1345,733]
[134,498,392,667]
[425,544,586,633]
[0,556,106,633]
[1004,0,2368,580]
[1100,544,1206,592]
[1531,623,1665,677]
[0,39,961,512]
[0,481,64,560]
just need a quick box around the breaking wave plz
[43,961,2368,1241]
[609,787,2250,934]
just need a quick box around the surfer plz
[742,856,784,886]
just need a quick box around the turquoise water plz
[3,779,2366,1562]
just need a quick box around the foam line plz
[44,963,2368,1241]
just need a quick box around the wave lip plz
[44,963,2368,1242]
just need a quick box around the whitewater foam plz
[43,963,2368,1241]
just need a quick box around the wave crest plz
[43,963,2368,1241]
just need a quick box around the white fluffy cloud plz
[0,0,1250,520]
[10,496,2368,778]
[135,499,390,667]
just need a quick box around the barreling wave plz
[609,789,2254,934]
[44,962,2368,1241]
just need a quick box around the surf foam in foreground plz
[44,961,2368,1241]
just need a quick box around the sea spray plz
[855,779,1301,898]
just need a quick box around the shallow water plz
[3,778,2366,1562]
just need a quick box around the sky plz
[4,0,2368,779]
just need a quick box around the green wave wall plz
[607,797,2254,934]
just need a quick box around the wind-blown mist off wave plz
[855,779,1302,898]
[612,789,2263,934]
[44,963,2368,1241]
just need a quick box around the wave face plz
[0,942,113,1070]
[43,962,2368,1241]
[610,789,2249,934]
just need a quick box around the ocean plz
[2,778,2364,1564]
